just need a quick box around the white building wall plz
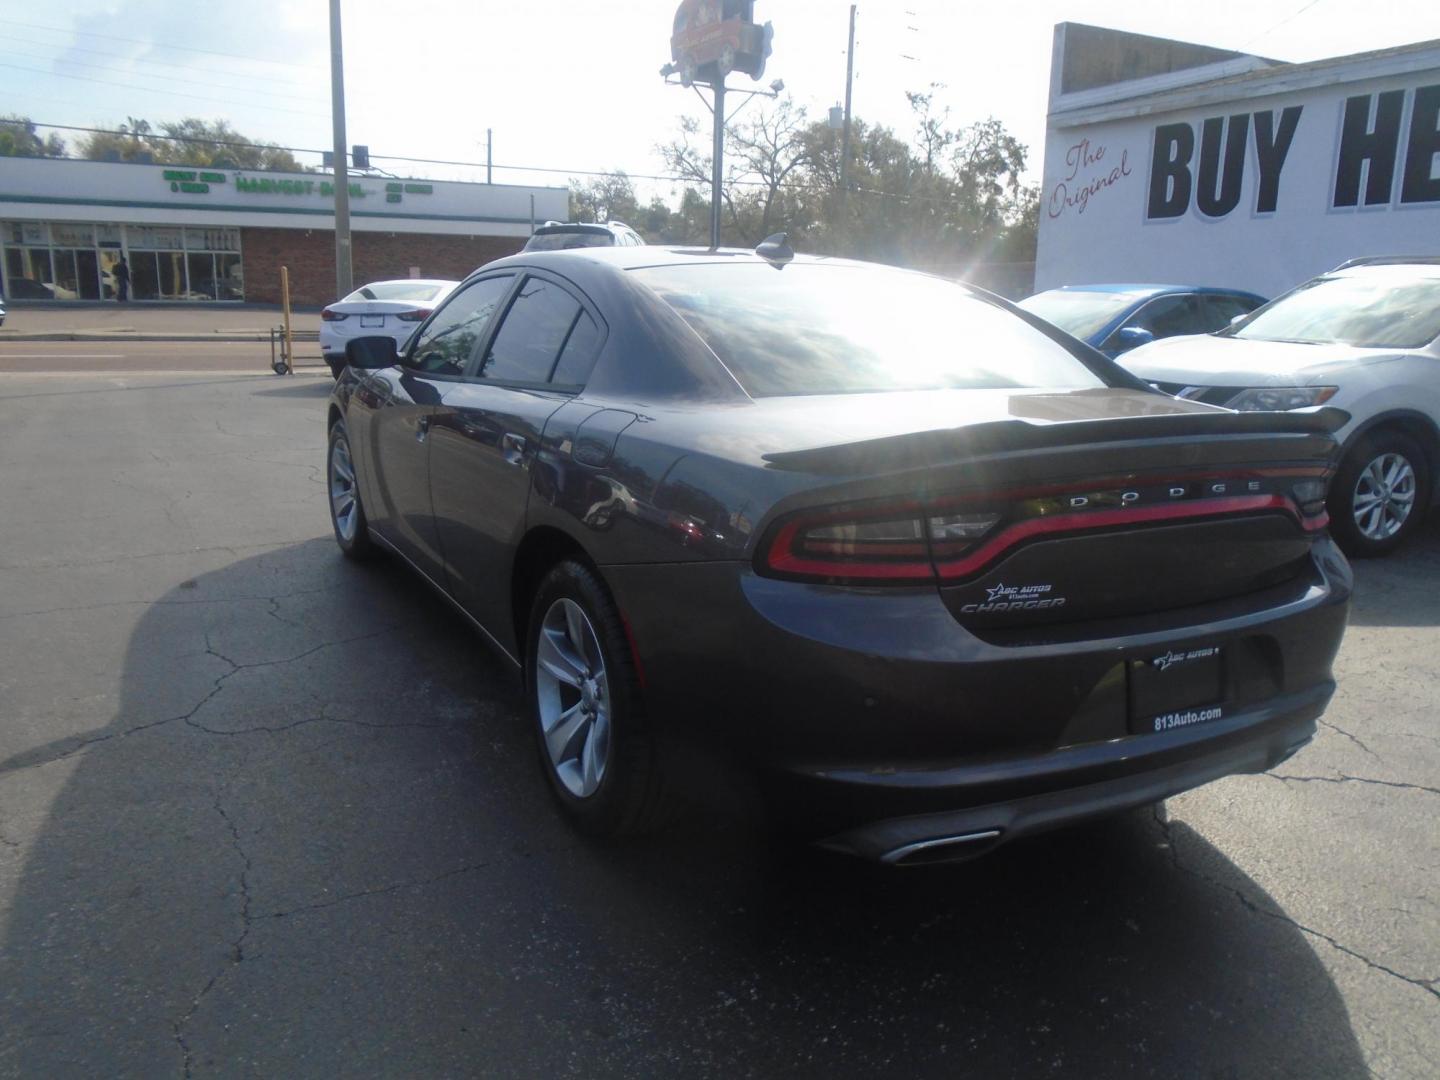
[1035,40,1440,298]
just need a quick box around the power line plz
[15,121,315,158]
[1239,0,1327,51]
[4,33,326,94]
[0,60,331,120]
[3,45,331,108]
[15,120,983,207]
[4,18,323,72]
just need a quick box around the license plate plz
[1129,645,1225,734]
[360,314,385,327]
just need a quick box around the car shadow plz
[253,376,335,398]
[0,542,1370,1076]
[1344,515,1440,627]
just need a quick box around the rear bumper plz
[603,538,1351,860]
[808,686,1324,864]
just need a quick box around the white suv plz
[1120,257,1440,557]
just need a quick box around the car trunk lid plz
[753,389,1345,628]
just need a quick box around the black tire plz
[326,422,375,560]
[326,358,345,380]
[1328,430,1432,558]
[524,559,672,838]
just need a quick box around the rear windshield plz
[1018,289,1145,340]
[631,263,1107,397]
[1229,270,1440,349]
[525,232,614,251]
[344,282,445,302]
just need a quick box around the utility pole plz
[710,82,725,250]
[328,0,352,299]
[839,4,856,219]
[486,128,493,185]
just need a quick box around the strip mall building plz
[1035,25,1440,298]
[0,156,569,305]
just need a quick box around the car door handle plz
[502,432,527,466]
[415,415,429,443]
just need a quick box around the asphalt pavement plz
[0,370,1435,1078]
[0,339,326,375]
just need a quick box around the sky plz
[1,0,1436,197]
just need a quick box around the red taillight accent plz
[764,507,933,582]
[320,307,347,322]
[395,308,431,322]
[930,495,1292,580]
[758,470,1331,585]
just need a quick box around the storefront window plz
[4,246,55,299]
[51,223,95,248]
[130,252,159,301]
[216,253,243,300]
[2,219,244,302]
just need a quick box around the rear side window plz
[345,282,445,302]
[479,277,583,383]
[631,263,1105,397]
[552,309,604,386]
[524,232,613,251]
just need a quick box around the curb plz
[0,332,274,343]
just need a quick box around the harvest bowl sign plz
[160,170,436,206]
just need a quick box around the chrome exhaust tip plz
[880,829,1003,867]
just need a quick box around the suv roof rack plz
[1330,255,1440,271]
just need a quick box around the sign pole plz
[710,81,725,250]
[329,0,353,300]
[280,266,294,376]
[839,4,856,219]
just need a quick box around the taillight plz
[764,507,933,582]
[926,512,1003,560]
[320,307,347,322]
[759,469,1331,584]
[395,308,431,322]
[1290,480,1330,532]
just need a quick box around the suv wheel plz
[1329,430,1431,557]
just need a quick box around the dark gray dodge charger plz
[326,244,1351,866]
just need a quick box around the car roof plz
[354,278,457,288]
[1330,255,1440,272]
[484,245,882,276]
[1036,283,1262,299]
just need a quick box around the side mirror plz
[1111,325,1155,353]
[345,335,399,370]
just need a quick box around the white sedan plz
[1120,257,1440,557]
[319,279,458,377]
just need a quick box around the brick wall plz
[241,227,523,305]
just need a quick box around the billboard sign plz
[1035,65,1440,297]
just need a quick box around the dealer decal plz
[960,582,1067,614]
[1152,706,1224,732]
[1151,646,1220,672]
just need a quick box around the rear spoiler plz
[762,406,1350,476]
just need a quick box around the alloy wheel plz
[1352,451,1417,542]
[329,431,360,543]
[534,598,611,798]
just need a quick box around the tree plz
[570,171,643,225]
[0,116,65,158]
[658,95,812,246]
[75,117,302,170]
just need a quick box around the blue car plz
[1019,284,1267,358]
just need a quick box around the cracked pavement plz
[0,371,1436,1078]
